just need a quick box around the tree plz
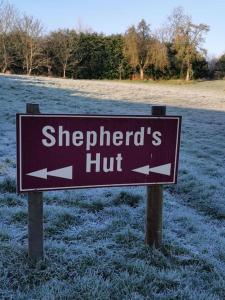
[0,1,17,73]
[0,2,211,80]
[16,14,43,75]
[5,29,24,73]
[41,36,54,76]
[124,19,152,79]
[124,19,168,80]
[103,34,127,80]
[147,39,168,79]
[207,55,218,78]
[76,33,107,79]
[168,7,209,80]
[124,25,139,77]
[192,55,208,79]
[48,29,79,78]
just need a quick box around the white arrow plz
[26,166,73,180]
[132,163,171,176]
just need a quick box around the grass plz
[0,75,225,299]
[1,234,224,299]
[0,177,16,193]
[11,210,28,224]
[112,191,142,207]
[112,78,222,85]
[0,194,24,207]
[0,188,224,299]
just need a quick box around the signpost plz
[146,106,166,248]
[17,114,181,192]
[25,104,43,260]
[16,105,181,257]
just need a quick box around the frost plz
[0,74,225,299]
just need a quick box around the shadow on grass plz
[0,75,225,299]
[1,75,224,219]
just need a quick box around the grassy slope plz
[0,75,225,299]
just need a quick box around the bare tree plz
[0,0,17,73]
[41,36,54,76]
[49,30,73,78]
[16,14,43,75]
[49,29,81,78]
[168,7,209,80]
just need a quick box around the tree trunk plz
[186,63,192,81]
[186,69,189,81]
[63,66,66,78]
[2,41,8,73]
[47,66,52,77]
[186,54,192,81]
[140,67,144,80]
[153,69,156,81]
[26,61,29,75]
[119,68,122,80]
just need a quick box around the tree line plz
[0,1,224,81]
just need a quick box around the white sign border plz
[18,114,181,192]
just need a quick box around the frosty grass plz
[0,75,225,299]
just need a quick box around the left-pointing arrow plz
[26,166,73,180]
[132,163,171,176]
[27,168,47,179]
[48,166,73,179]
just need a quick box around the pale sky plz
[10,0,225,57]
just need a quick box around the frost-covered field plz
[0,74,225,299]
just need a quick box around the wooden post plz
[26,103,44,259]
[145,105,166,248]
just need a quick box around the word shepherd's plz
[17,114,181,192]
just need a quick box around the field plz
[0,75,225,299]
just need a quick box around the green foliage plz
[102,35,129,80]
[192,56,209,79]
[75,33,129,80]
[215,54,225,78]
[76,33,108,79]
[0,3,212,80]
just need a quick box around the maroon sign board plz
[16,114,181,192]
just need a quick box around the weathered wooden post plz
[145,105,166,248]
[26,103,44,259]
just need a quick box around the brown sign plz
[16,114,181,192]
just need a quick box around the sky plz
[9,0,225,57]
